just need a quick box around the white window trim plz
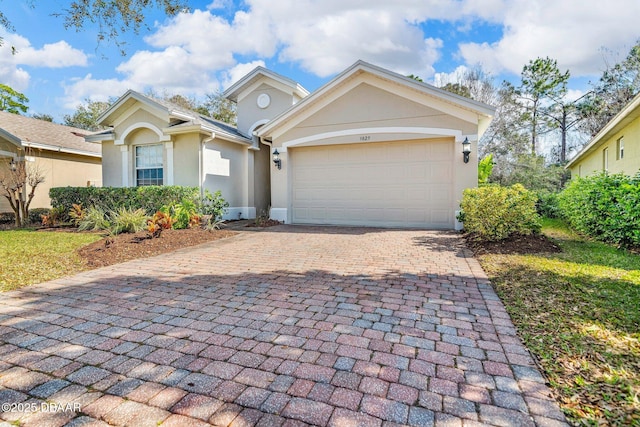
[135,143,164,186]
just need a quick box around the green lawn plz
[0,229,102,292]
[477,219,640,425]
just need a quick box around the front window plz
[135,144,163,186]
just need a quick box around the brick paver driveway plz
[0,226,567,426]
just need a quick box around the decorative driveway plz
[0,226,567,426]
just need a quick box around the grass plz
[0,229,102,292]
[476,218,640,426]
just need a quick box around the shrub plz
[49,186,200,218]
[28,208,50,225]
[535,191,561,219]
[109,207,148,235]
[147,211,175,238]
[40,206,66,227]
[200,190,229,220]
[459,184,541,241]
[77,206,111,232]
[68,204,86,226]
[558,173,640,247]
[168,199,200,230]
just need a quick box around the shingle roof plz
[0,111,101,156]
[137,92,250,140]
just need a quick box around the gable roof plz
[95,90,252,144]
[223,66,309,102]
[255,60,495,139]
[567,91,640,168]
[0,111,101,157]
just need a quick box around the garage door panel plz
[292,140,454,228]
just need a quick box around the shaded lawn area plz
[476,219,640,426]
[0,229,101,292]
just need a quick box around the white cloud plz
[222,60,266,89]
[61,74,133,109]
[0,30,87,91]
[458,0,640,77]
[15,40,88,68]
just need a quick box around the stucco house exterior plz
[0,111,102,213]
[92,60,494,229]
[567,92,640,178]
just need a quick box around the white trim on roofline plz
[21,141,101,158]
[566,91,640,168]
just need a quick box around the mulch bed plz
[77,228,238,268]
[464,232,562,255]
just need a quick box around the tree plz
[63,100,110,131]
[1,1,189,55]
[578,42,640,137]
[519,57,570,155]
[200,91,237,125]
[0,84,29,114]
[0,149,46,227]
[31,113,54,122]
[436,66,498,106]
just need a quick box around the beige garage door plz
[291,139,454,228]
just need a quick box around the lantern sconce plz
[272,149,282,170]
[462,137,471,163]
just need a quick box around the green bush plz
[459,184,541,241]
[558,173,640,247]
[28,208,50,224]
[199,190,229,220]
[535,191,561,219]
[164,199,199,230]
[49,186,200,219]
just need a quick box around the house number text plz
[360,135,371,141]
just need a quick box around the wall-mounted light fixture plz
[462,137,471,163]
[9,159,17,171]
[272,149,282,170]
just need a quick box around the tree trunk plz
[531,100,538,155]
[560,110,567,163]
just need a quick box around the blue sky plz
[2,0,640,121]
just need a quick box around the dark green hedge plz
[558,173,640,247]
[49,186,200,219]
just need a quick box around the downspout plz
[200,135,215,200]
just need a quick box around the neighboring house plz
[0,112,102,213]
[567,92,640,178]
[91,60,494,229]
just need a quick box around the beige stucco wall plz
[237,83,297,136]
[569,114,640,178]
[202,138,248,212]
[279,83,477,142]
[172,134,199,186]
[253,143,271,216]
[30,151,102,209]
[101,141,122,187]
[0,139,20,213]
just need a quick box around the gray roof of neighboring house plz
[0,111,101,157]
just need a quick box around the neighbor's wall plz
[30,151,102,209]
[570,114,640,178]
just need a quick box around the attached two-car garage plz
[290,139,455,228]
[255,60,495,229]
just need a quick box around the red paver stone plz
[281,397,334,426]
[171,393,223,421]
